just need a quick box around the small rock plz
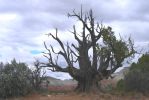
[47,94,52,97]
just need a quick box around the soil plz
[8,92,149,100]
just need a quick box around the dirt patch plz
[48,85,76,92]
[8,92,149,100]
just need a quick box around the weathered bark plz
[75,75,101,92]
[43,8,135,92]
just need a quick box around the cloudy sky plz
[0,0,149,79]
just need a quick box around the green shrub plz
[123,53,149,93]
[116,79,125,91]
[0,59,33,98]
[124,70,149,92]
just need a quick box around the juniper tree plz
[43,9,135,92]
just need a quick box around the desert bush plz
[116,79,125,91]
[103,84,114,92]
[124,70,149,92]
[0,59,33,98]
[123,53,149,93]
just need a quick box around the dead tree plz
[31,60,46,90]
[43,9,135,92]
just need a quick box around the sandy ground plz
[8,92,149,100]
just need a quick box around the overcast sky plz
[0,0,149,79]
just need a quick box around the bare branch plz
[95,23,103,41]
[68,10,92,33]
[70,25,82,44]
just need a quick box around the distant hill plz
[47,76,77,86]
[112,67,129,81]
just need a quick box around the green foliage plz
[116,79,125,91]
[0,59,33,98]
[97,26,135,68]
[124,70,149,92]
[130,54,149,72]
[123,53,149,92]
[103,84,114,92]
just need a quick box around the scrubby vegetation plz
[0,59,47,98]
[116,53,149,93]
[0,59,32,98]
[116,79,125,91]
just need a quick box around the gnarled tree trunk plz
[43,8,135,92]
[75,75,100,92]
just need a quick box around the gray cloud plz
[0,0,148,48]
[0,0,149,79]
